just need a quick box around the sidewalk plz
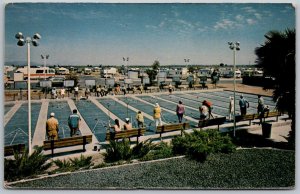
[247,120,291,143]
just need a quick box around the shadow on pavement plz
[225,128,292,150]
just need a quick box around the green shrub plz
[140,142,173,161]
[104,139,132,163]
[4,146,52,182]
[171,129,236,162]
[51,154,93,174]
[53,159,72,169]
[187,142,210,162]
[172,132,194,155]
[132,139,154,159]
[69,154,93,170]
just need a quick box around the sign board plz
[39,80,52,88]
[142,77,150,84]
[105,78,115,86]
[124,78,133,84]
[85,79,96,87]
[14,81,27,89]
[172,77,180,82]
[157,77,166,83]
[64,80,75,87]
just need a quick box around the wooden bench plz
[235,114,256,125]
[235,111,281,125]
[156,122,190,138]
[198,117,226,130]
[255,111,281,122]
[4,144,26,156]
[43,135,93,157]
[193,83,208,90]
[177,85,189,91]
[263,111,281,122]
[105,128,146,144]
[146,86,159,93]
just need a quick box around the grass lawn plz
[8,148,295,189]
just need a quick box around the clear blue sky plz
[5,3,295,66]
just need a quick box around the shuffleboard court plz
[97,98,155,134]
[4,102,42,146]
[75,100,108,142]
[136,96,198,127]
[172,93,230,116]
[47,101,75,139]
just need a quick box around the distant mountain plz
[5,61,41,67]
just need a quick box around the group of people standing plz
[228,94,270,124]
[109,100,186,135]
[228,94,250,120]
[51,87,66,99]
[46,109,81,140]
[199,100,214,120]
[46,93,272,141]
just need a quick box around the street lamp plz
[123,57,129,76]
[228,41,240,137]
[15,32,41,155]
[41,54,49,80]
[184,58,190,68]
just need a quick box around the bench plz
[4,144,26,156]
[235,111,281,125]
[146,86,159,93]
[105,128,146,144]
[255,111,281,123]
[262,111,281,122]
[43,135,93,157]
[156,122,190,138]
[193,83,208,90]
[235,114,256,125]
[198,117,226,130]
[177,85,189,91]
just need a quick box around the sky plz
[4,2,295,66]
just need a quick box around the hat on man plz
[50,112,55,117]
[125,118,130,122]
[155,103,159,107]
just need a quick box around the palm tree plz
[255,28,295,148]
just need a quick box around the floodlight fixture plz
[17,39,26,46]
[32,39,39,47]
[15,32,24,39]
[33,33,41,40]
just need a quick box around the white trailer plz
[84,68,92,75]
[15,66,55,79]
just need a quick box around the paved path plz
[4,102,22,127]
[32,100,48,147]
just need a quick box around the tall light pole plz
[15,32,41,155]
[228,41,240,137]
[123,57,129,76]
[41,54,49,80]
[184,58,190,69]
